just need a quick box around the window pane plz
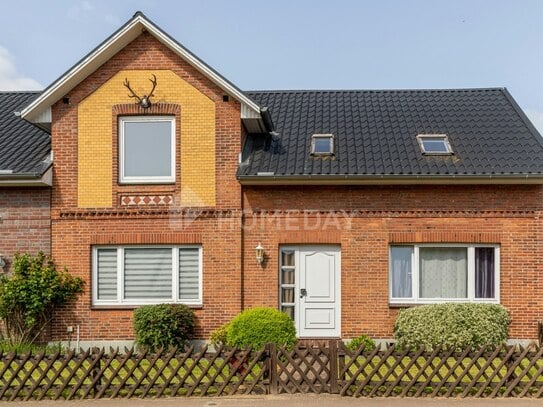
[281,250,294,267]
[391,246,413,298]
[313,137,332,153]
[281,287,295,303]
[282,306,294,320]
[475,248,495,299]
[124,248,172,300]
[281,269,295,285]
[179,248,200,301]
[419,247,467,298]
[97,249,117,300]
[422,138,449,153]
[123,120,172,177]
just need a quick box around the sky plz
[1,0,542,132]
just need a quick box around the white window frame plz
[310,133,334,155]
[416,134,453,155]
[119,116,176,184]
[92,245,202,306]
[389,243,500,305]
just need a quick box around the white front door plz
[279,246,341,338]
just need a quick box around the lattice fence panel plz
[337,344,543,398]
[0,346,268,400]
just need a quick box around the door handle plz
[300,288,307,298]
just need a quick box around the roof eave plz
[20,12,261,123]
[237,173,543,185]
[0,166,52,187]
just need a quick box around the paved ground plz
[5,395,543,407]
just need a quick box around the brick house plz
[2,12,543,347]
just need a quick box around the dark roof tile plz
[240,88,543,178]
[0,92,50,175]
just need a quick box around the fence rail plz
[1,341,543,400]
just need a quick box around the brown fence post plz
[337,341,346,393]
[329,339,339,394]
[267,343,278,394]
[91,348,102,396]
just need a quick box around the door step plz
[297,338,340,348]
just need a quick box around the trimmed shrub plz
[209,323,230,347]
[346,334,376,352]
[134,304,195,351]
[394,303,510,350]
[226,307,297,350]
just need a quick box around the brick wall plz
[47,28,543,344]
[0,188,51,272]
[242,185,543,340]
[50,32,242,342]
[78,69,216,208]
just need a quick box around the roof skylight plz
[417,134,453,155]
[311,134,334,155]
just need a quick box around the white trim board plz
[20,13,261,124]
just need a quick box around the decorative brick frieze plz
[120,194,174,206]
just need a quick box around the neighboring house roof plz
[239,88,543,184]
[0,92,51,185]
[19,11,264,132]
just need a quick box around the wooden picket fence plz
[2,340,543,400]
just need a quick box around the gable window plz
[417,134,453,155]
[311,134,334,155]
[389,244,499,304]
[93,245,202,306]
[119,116,175,183]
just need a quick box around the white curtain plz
[419,247,467,298]
[391,247,413,298]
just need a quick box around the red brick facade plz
[50,32,243,342]
[242,185,543,340]
[0,188,51,272]
[40,31,543,344]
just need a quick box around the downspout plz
[240,180,245,312]
[239,106,274,312]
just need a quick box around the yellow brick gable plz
[77,69,216,208]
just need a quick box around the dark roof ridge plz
[246,87,505,94]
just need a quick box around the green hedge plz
[134,304,195,351]
[226,307,297,350]
[393,303,510,350]
[346,334,376,352]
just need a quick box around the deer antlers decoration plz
[123,74,158,109]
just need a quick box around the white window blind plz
[93,246,202,305]
[124,248,172,300]
[97,249,117,300]
[179,248,200,301]
[119,116,175,184]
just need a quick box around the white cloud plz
[81,0,93,11]
[67,0,94,21]
[104,13,121,26]
[67,1,119,26]
[525,109,543,135]
[0,47,41,91]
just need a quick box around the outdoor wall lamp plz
[255,243,265,265]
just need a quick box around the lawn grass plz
[342,355,543,383]
[0,354,263,398]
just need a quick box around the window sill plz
[118,181,176,186]
[92,304,203,310]
[389,300,499,308]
